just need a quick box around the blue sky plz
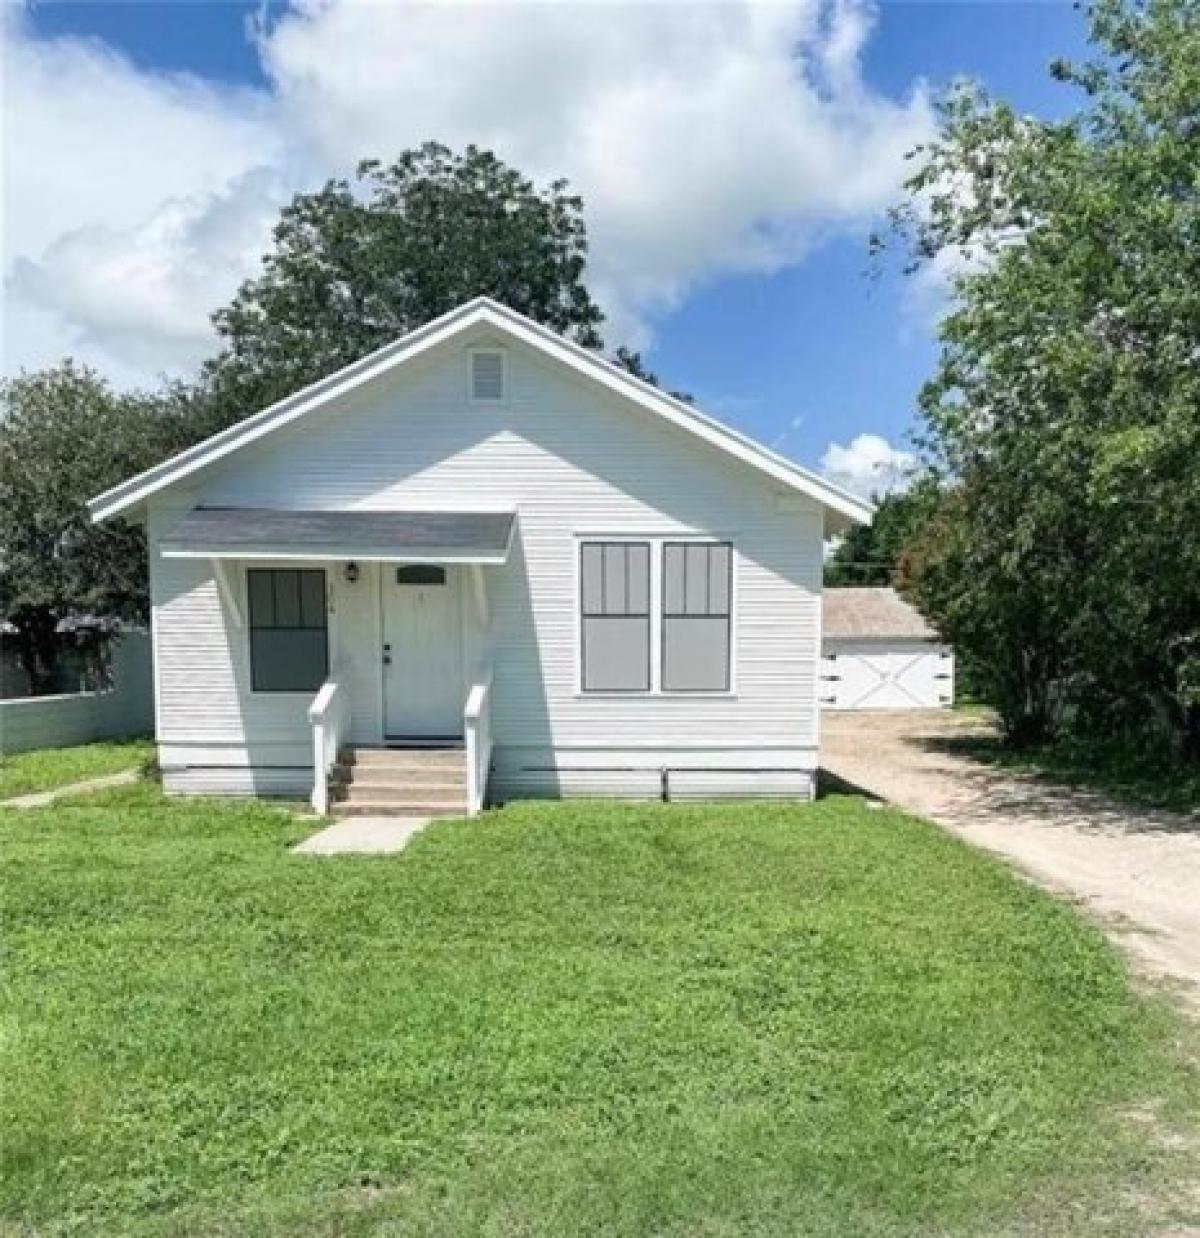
[647,3,1089,471]
[9,1,1091,492]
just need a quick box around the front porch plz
[159,506,513,816]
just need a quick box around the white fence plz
[0,633,154,754]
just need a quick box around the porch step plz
[334,782,466,805]
[331,745,469,818]
[334,758,465,778]
[339,747,465,768]
[334,799,468,818]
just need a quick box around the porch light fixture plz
[343,561,360,584]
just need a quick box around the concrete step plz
[334,762,466,784]
[333,799,467,818]
[337,782,466,805]
[341,747,465,768]
[335,766,467,790]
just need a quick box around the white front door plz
[382,565,465,739]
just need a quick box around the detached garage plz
[821,588,953,711]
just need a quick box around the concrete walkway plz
[294,816,430,855]
[822,710,1200,1008]
[0,767,140,809]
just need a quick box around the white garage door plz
[821,640,953,710]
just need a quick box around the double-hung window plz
[579,539,732,694]
[661,542,732,692]
[580,542,651,692]
[247,568,328,692]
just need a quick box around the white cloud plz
[260,0,933,340]
[820,431,915,498]
[8,170,290,379]
[2,8,292,380]
[902,238,993,332]
[4,0,935,385]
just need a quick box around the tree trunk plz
[13,609,62,697]
[1185,707,1200,763]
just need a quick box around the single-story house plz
[89,297,871,816]
[820,587,953,711]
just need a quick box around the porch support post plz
[469,562,491,680]
[470,563,488,628]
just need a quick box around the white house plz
[820,588,954,710]
[90,298,870,816]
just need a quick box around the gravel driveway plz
[821,710,1200,1007]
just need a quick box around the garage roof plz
[159,507,516,564]
[823,588,937,640]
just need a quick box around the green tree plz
[824,483,939,587]
[887,0,1200,753]
[0,365,192,693]
[612,346,694,403]
[203,143,608,424]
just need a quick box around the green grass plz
[0,735,154,800]
[2,790,1197,1236]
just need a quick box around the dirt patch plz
[821,710,1200,1010]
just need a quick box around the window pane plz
[396,565,446,587]
[299,571,326,626]
[662,617,729,691]
[247,570,274,626]
[627,543,649,615]
[251,629,327,692]
[582,617,649,691]
[685,544,709,615]
[581,544,604,614]
[663,543,685,614]
[603,544,627,614]
[708,544,731,614]
[273,570,301,627]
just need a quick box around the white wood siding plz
[149,329,823,799]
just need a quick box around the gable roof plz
[88,297,873,529]
[823,588,937,641]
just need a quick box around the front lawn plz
[1,792,1196,1236]
[0,735,153,799]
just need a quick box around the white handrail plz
[308,677,348,815]
[464,673,492,817]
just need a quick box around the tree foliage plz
[3,144,683,682]
[203,143,607,422]
[0,365,195,692]
[824,484,939,587]
[890,0,1200,754]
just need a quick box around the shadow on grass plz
[816,768,883,802]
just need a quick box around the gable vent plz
[471,350,505,401]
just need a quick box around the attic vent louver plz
[471,350,504,401]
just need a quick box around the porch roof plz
[160,507,516,564]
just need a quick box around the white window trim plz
[467,346,507,405]
[573,532,738,699]
[578,538,653,696]
[660,538,735,695]
[239,560,336,699]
